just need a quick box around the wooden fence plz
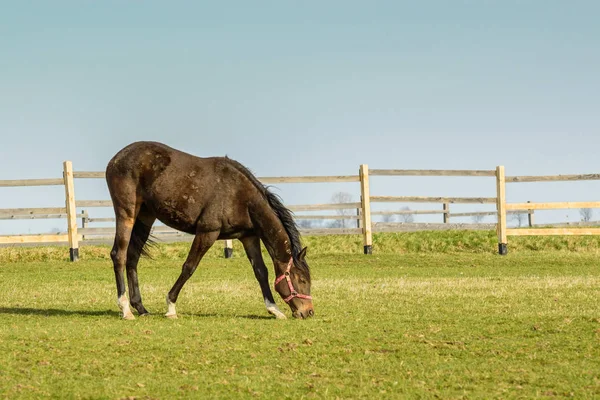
[0,162,80,252]
[1,162,599,259]
[495,167,600,255]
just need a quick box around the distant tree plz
[327,220,344,228]
[580,208,593,222]
[398,206,415,223]
[381,214,395,223]
[471,214,485,224]
[297,219,315,229]
[511,212,527,227]
[331,192,354,228]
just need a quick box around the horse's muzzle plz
[293,307,315,319]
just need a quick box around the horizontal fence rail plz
[0,207,67,216]
[0,212,87,220]
[75,200,113,208]
[0,234,81,245]
[75,200,365,211]
[86,217,118,223]
[84,209,517,221]
[79,226,185,235]
[506,202,600,211]
[258,176,359,184]
[0,178,65,187]
[73,172,105,179]
[90,215,362,222]
[288,203,362,211]
[370,169,496,177]
[371,196,497,204]
[293,214,358,220]
[73,171,360,184]
[506,174,600,183]
[372,209,445,215]
[449,210,527,217]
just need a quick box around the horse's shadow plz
[0,307,116,317]
[0,307,273,320]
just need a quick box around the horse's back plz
[106,141,260,235]
[107,141,181,179]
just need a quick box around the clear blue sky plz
[1,1,599,234]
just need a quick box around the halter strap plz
[274,258,312,303]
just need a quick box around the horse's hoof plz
[165,313,178,319]
[267,307,287,319]
[123,313,135,320]
[139,312,150,317]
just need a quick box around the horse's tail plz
[129,218,157,259]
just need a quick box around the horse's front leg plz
[165,231,220,319]
[240,236,286,319]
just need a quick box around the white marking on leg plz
[265,300,286,319]
[117,295,135,320]
[165,295,177,319]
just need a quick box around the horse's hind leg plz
[165,231,220,319]
[109,178,143,320]
[111,213,137,320]
[240,236,286,319]
[126,206,156,316]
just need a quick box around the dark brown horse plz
[105,141,313,320]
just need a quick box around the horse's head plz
[274,247,314,319]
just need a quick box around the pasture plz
[1,232,599,399]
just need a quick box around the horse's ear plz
[298,247,308,261]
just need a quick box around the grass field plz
[1,232,599,399]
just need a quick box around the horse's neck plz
[251,203,292,265]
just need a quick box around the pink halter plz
[274,258,312,303]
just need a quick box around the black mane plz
[226,159,310,275]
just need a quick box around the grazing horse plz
[105,141,313,320]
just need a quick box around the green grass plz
[1,233,600,399]
[4,230,600,264]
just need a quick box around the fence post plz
[527,200,534,227]
[63,161,79,261]
[496,165,507,255]
[359,164,372,254]
[357,201,363,229]
[224,239,233,258]
[443,203,450,224]
[81,209,88,241]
